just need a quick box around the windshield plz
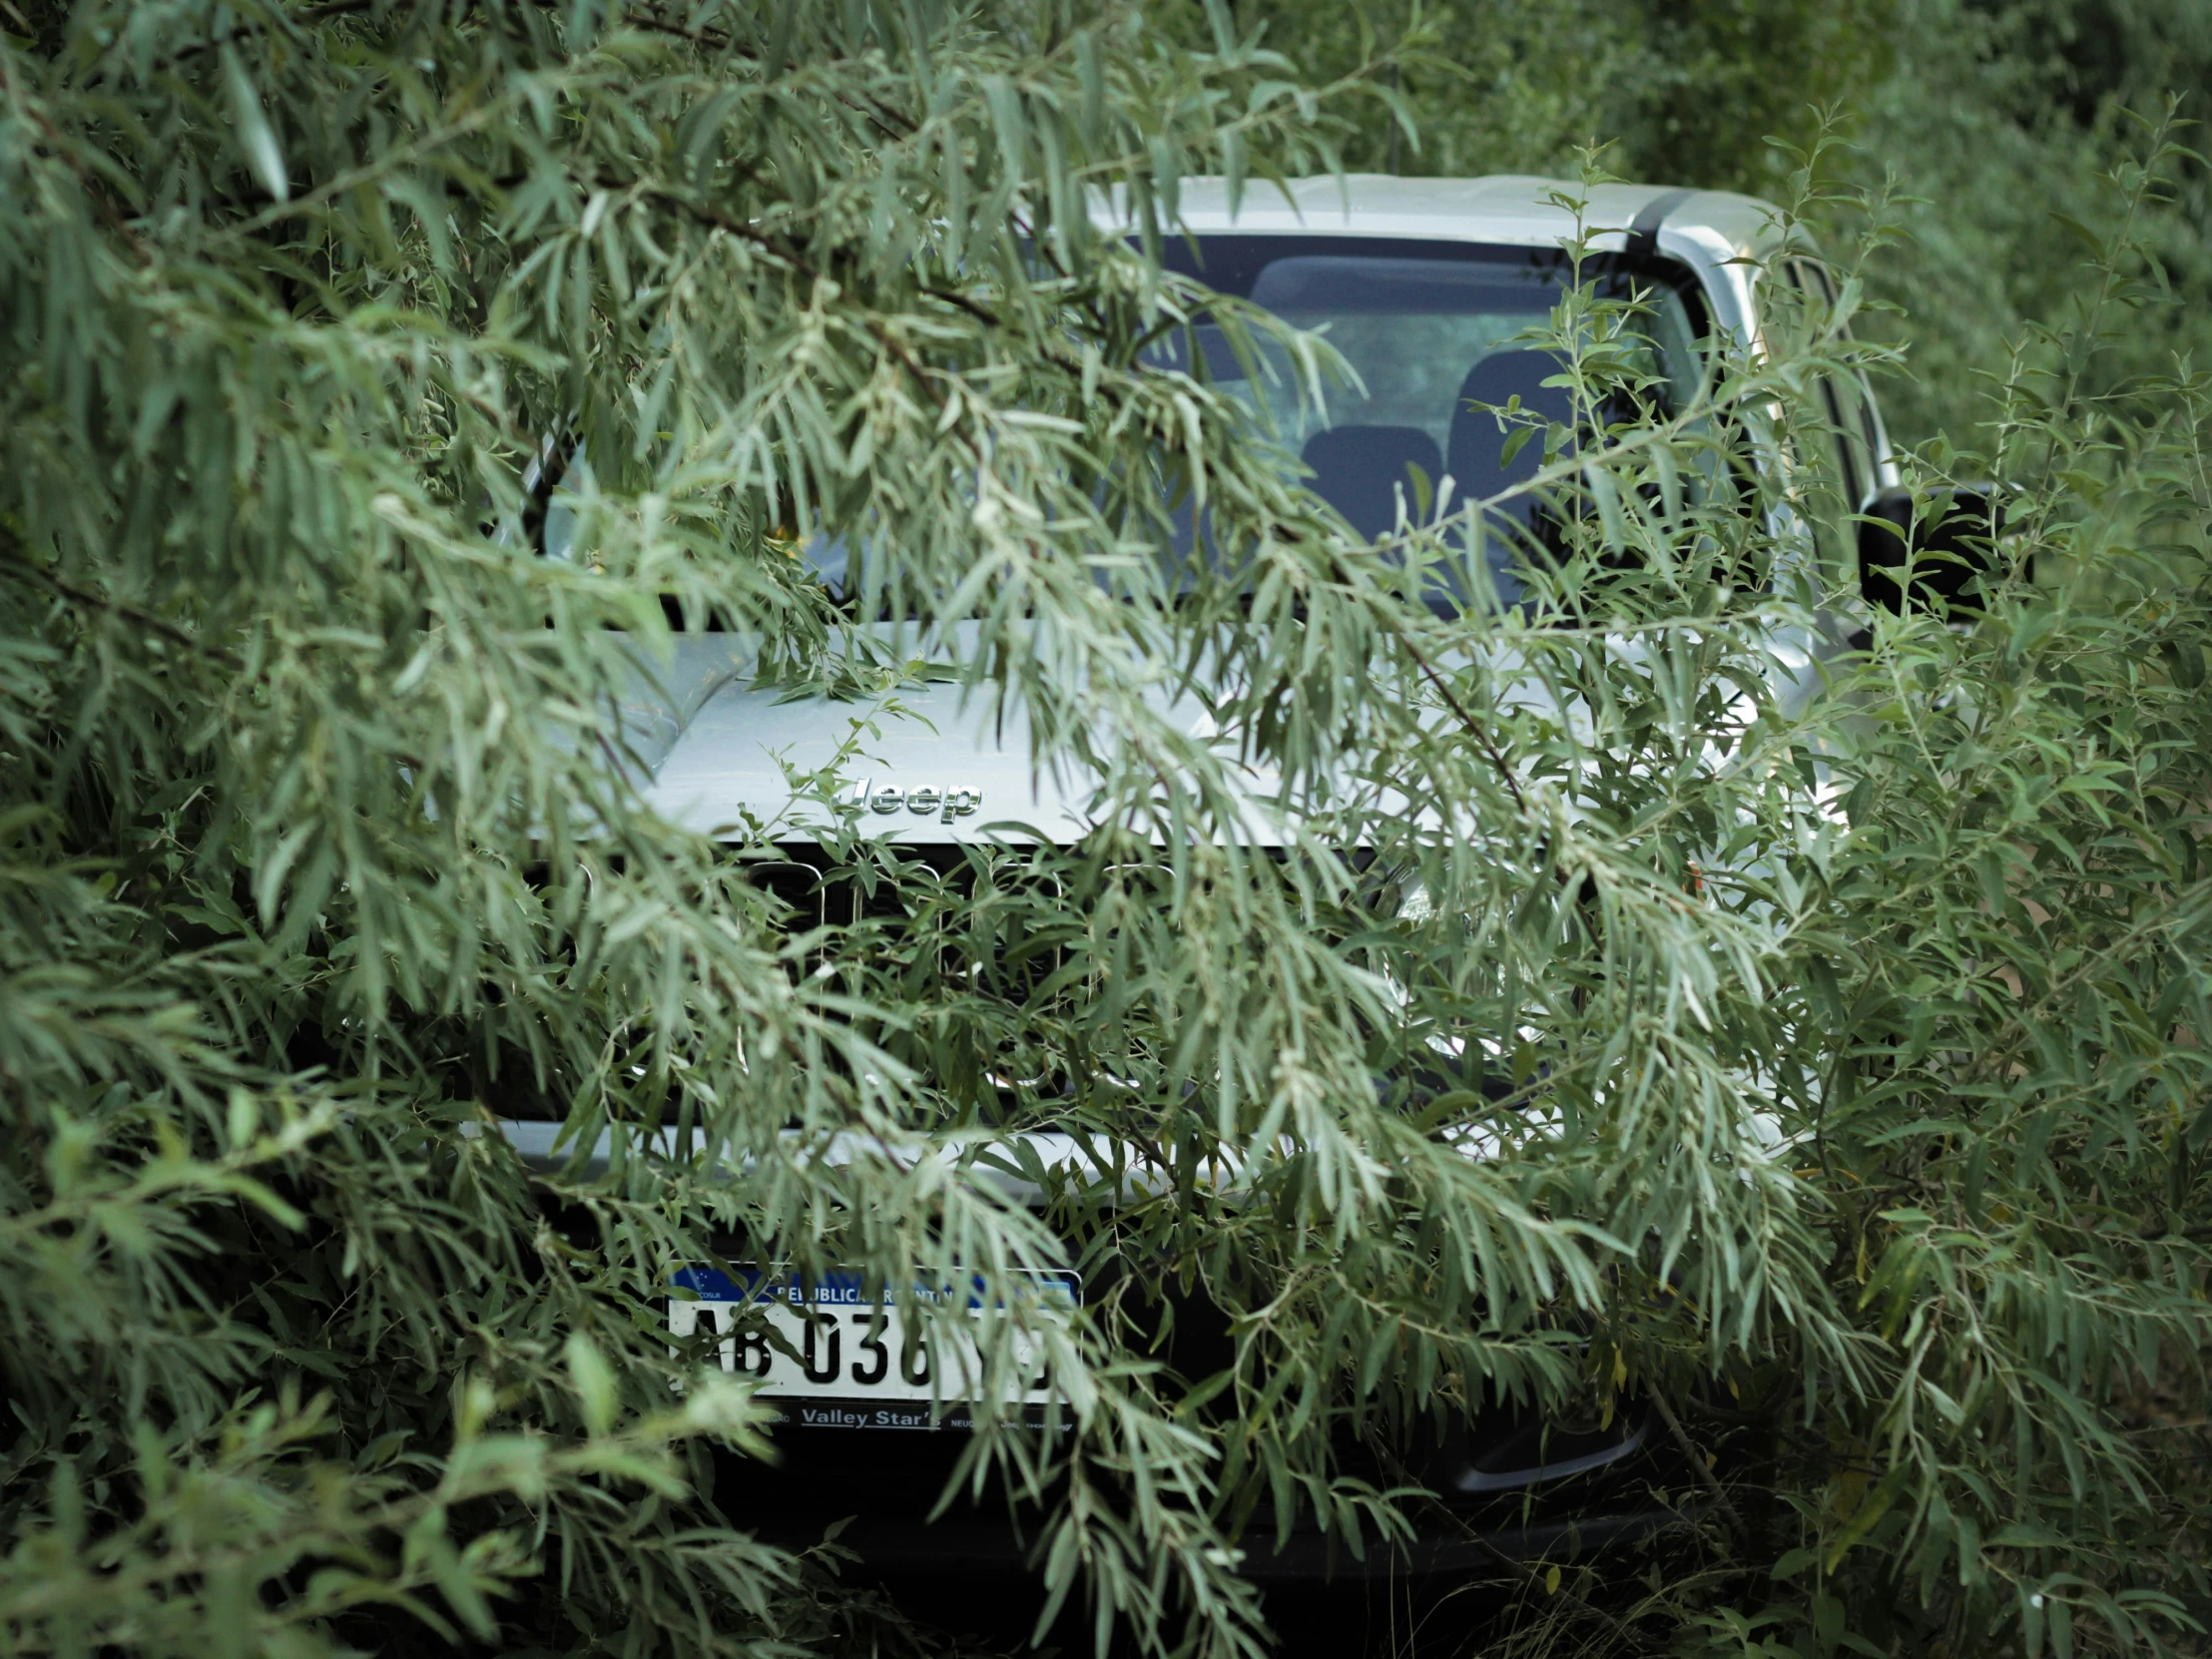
[1151,236,1707,607]
[782,237,1709,614]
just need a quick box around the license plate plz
[669,1266,1081,1429]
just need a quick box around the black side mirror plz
[1858,484,2017,616]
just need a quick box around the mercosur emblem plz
[844,780,981,824]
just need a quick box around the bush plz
[2,5,2208,1658]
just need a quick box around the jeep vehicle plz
[582,176,1917,839]
[512,175,1955,1588]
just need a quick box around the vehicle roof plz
[1123,174,1791,262]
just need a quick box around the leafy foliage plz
[2,4,2210,1659]
[1166,0,2212,448]
[1840,0,2212,443]
[1156,0,1897,195]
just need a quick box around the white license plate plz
[669,1266,1080,1429]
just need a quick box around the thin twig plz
[1362,1437,1661,1651]
[19,106,150,264]
[8,552,242,671]
[1652,1389,1749,1548]
[633,184,948,410]
[628,6,918,142]
[1413,1488,1660,1651]
[153,0,377,72]
[1336,556,1528,812]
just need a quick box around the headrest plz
[1445,349,1577,527]
[1300,424,1444,543]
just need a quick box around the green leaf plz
[565,1335,619,1437]
[219,44,287,203]
[1771,1546,1820,1580]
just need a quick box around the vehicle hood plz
[622,618,1841,849]
[629,623,1285,845]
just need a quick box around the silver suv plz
[627,176,1905,845]
[522,175,1948,1581]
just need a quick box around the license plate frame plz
[669,1265,1081,1429]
